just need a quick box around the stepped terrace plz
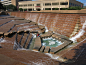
[0,12,86,65]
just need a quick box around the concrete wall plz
[31,9,86,13]
[8,12,86,37]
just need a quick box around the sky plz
[1,0,86,6]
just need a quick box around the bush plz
[3,4,17,11]
[0,2,4,9]
[24,9,27,11]
[19,8,23,11]
[55,8,59,10]
[68,6,82,10]
[62,8,67,10]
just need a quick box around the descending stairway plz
[15,32,33,49]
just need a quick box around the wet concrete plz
[0,14,86,65]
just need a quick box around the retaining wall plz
[8,12,86,38]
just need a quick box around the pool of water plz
[42,37,63,48]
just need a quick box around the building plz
[1,0,32,6]
[1,0,12,5]
[18,0,83,11]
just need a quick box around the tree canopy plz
[61,6,83,10]
[19,8,23,11]
[0,2,4,9]
[3,4,17,11]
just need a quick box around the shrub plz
[68,6,82,10]
[19,8,23,11]
[24,9,27,11]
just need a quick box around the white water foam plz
[45,53,67,62]
[32,50,39,52]
[37,23,48,32]
[45,26,48,32]
[17,48,27,51]
[0,39,13,44]
[49,41,55,45]
[45,53,59,59]
[70,20,86,42]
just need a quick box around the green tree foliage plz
[3,4,17,11]
[19,8,23,11]
[3,5,7,10]
[55,8,59,10]
[62,8,68,10]
[0,2,4,9]
[24,9,27,11]
[67,6,82,10]
[61,6,83,10]
[7,4,17,11]
[45,8,50,10]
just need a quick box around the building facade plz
[18,0,83,11]
[1,0,12,5]
[1,0,32,6]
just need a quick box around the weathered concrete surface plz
[9,12,86,42]
[0,13,86,65]
[0,54,26,65]
[0,40,59,65]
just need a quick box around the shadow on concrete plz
[59,43,86,65]
[0,46,2,48]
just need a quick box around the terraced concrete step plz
[44,46,50,53]
[20,33,29,48]
[33,37,42,51]
[50,40,72,54]
[40,46,45,52]
[0,54,26,65]
[25,34,33,49]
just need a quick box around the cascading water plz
[42,37,62,48]
[45,26,48,32]
[70,20,86,42]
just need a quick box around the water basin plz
[42,37,63,48]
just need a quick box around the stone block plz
[44,46,50,53]
[40,46,45,52]
[33,37,42,51]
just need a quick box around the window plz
[72,3,74,6]
[4,1,7,2]
[45,8,51,10]
[24,4,27,6]
[45,3,51,6]
[28,4,32,6]
[69,3,71,5]
[37,4,40,6]
[52,3,59,5]
[19,5,22,7]
[60,2,68,5]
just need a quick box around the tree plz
[24,9,27,11]
[0,2,4,9]
[3,5,7,10]
[62,8,67,10]
[3,4,17,11]
[19,8,23,11]
[55,8,59,10]
[7,4,17,11]
[68,6,82,10]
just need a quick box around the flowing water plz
[70,19,86,42]
[42,37,62,48]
